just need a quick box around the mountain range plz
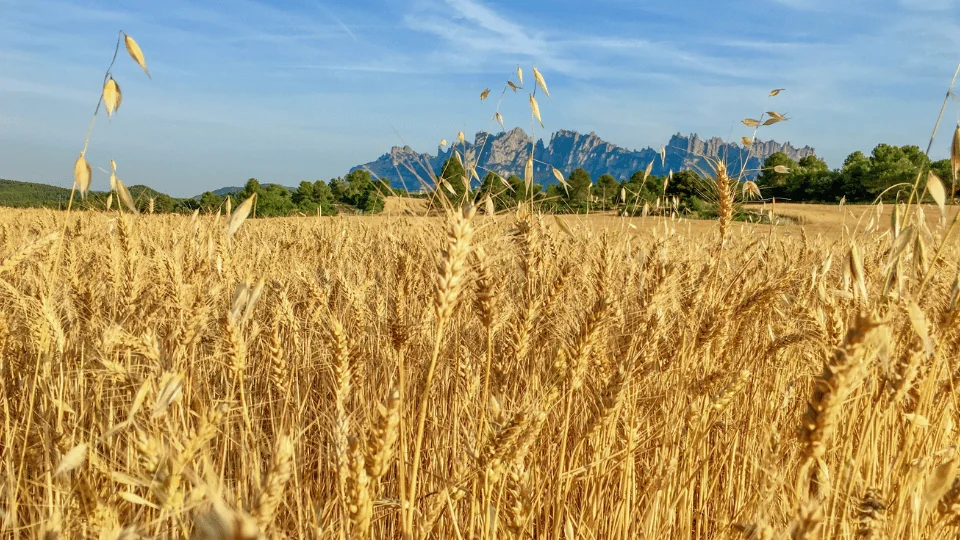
[352,128,816,190]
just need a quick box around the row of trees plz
[194,170,388,217]
[56,142,947,217]
[756,144,954,203]
[433,154,708,214]
[430,142,954,215]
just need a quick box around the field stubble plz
[1,203,959,539]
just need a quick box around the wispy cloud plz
[900,0,960,11]
[769,0,828,11]
[404,0,550,62]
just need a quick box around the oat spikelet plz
[115,178,139,215]
[529,94,543,127]
[103,78,122,117]
[74,153,91,198]
[927,171,946,217]
[124,33,150,78]
[532,67,549,97]
[134,429,162,474]
[926,459,959,507]
[226,193,256,239]
[54,443,87,476]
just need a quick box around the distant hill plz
[0,178,311,211]
[0,179,76,208]
[0,178,197,211]
[212,186,243,197]
[195,184,297,200]
[352,128,816,189]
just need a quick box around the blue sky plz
[2,0,960,196]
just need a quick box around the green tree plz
[508,173,541,203]
[153,193,176,213]
[566,168,592,203]
[235,178,262,204]
[339,170,370,205]
[374,177,394,196]
[665,170,702,202]
[541,184,566,211]
[329,177,347,202]
[478,171,515,210]
[233,179,296,217]
[755,152,798,199]
[836,144,930,202]
[798,155,829,172]
[595,174,619,208]
[436,156,468,205]
[837,151,871,202]
[357,189,385,214]
[257,184,295,217]
[323,170,386,214]
[197,191,224,213]
[622,171,660,209]
[871,144,929,200]
[778,155,839,202]
[293,180,338,215]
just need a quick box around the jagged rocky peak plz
[475,128,535,171]
[666,133,815,162]
[353,128,817,188]
[388,145,425,160]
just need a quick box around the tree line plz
[195,172,390,216]
[755,144,953,203]
[431,142,954,216]
[3,141,950,217]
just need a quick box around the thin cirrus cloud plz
[0,0,959,196]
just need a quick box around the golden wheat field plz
[2,199,960,540]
